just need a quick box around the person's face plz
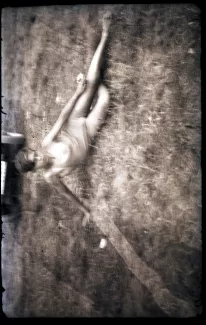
[27,150,49,169]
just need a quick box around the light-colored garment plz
[57,117,89,168]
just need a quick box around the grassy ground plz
[2,4,201,317]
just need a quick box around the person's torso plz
[46,117,89,174]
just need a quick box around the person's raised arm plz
[44,172,90,223]
[42,74,86,148]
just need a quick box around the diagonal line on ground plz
[93,213,197,317]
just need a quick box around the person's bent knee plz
[102,90,110,106]
[86,78,99,89]
[98,85,110,103]
[98,84,107,94]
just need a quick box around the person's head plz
[14,148,50,173]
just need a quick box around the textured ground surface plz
[1,4,201,317]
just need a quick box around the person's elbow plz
[44,173,59,186]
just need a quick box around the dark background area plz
[1,4,201,317]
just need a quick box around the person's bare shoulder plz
[59,167,74,178]
[41,134,53,149]
[44,168,61,184]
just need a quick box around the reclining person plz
[15,13,112,224]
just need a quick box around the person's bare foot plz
[102,11,112,36]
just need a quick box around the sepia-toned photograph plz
[1,4,201,317]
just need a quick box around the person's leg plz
[86,83,110,138]
[70,12,112,119]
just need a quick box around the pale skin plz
[29,13,112,225]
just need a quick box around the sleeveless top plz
[55,117,89,168]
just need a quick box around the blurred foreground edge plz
[1,131,25,222]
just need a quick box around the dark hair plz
[14,148,36,173]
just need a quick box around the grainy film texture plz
[1,4,201,317]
